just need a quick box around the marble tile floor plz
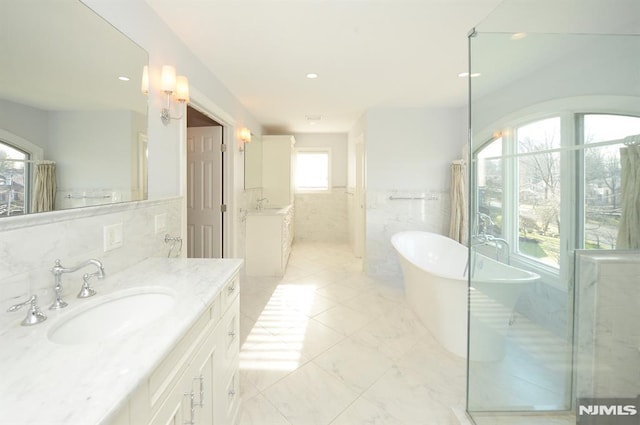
[467,311,573,411]
[237,242,467,425]
[237,242,577,425]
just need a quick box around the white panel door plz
[187,126,223,258]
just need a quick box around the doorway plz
[186,105,224,258]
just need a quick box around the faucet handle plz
[7,295,47,326]
[77,273,98,298]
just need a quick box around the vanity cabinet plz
[262,135,295,208]
[245,205,294,276]
[114,273,240,425]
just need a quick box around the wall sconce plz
[140,65,190,125]
[239,127,251,151]
[160,65,189,125]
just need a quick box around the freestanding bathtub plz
[391,231,539,360]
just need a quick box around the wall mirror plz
[0,0,148,218]
[244,134,262,190]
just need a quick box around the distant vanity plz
[244,135,296,276]
[245,205,295,276]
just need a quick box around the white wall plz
[0,98,49,151]
[48,110,144,193]
[362,106,467,279]
[366,107,466,191]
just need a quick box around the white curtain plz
[449,161,467,244]
[616,145,640,249]
[32,163,56,213]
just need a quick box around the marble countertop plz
[0,257,243,425]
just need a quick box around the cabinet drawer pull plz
[193,375,204,407]
[228,330,236,339]
[227,283,236,295]
[183,391,195,425]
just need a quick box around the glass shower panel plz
[467,31,577,419]
[467,26,640,425]
[468,148,572,414]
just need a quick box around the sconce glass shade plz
[141,65,149,94]
[161,65,176,93]
[175,75,190,102]
[240,128,251,143]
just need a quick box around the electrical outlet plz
[155,214,167,234]
[104,223,123,252]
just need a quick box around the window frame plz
[0,129,43,216]
[473,110,640,288]
[294,147,332,194]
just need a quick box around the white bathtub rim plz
[391,231,540,284]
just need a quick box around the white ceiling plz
[145,0,504,134]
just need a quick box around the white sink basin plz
[48,290,175,345]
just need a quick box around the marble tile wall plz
[0,197,182,331]
[294,188,349,243]
[575,251,640,399]
[365,189,450,279]
[513,281,569,339]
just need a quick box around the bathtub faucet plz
[470,233,510,264]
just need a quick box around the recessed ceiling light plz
[118,76,130,81]
[306,73,318,79]
[511,32,527,40]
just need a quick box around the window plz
[294,148,331,192]
[0,141,30,216]
[581,114,640,249]
[473,112,640,277]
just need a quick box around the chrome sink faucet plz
[50,259,105,309]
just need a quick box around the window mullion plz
[504,128,518,257]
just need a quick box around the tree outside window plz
[517,117,561,267]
